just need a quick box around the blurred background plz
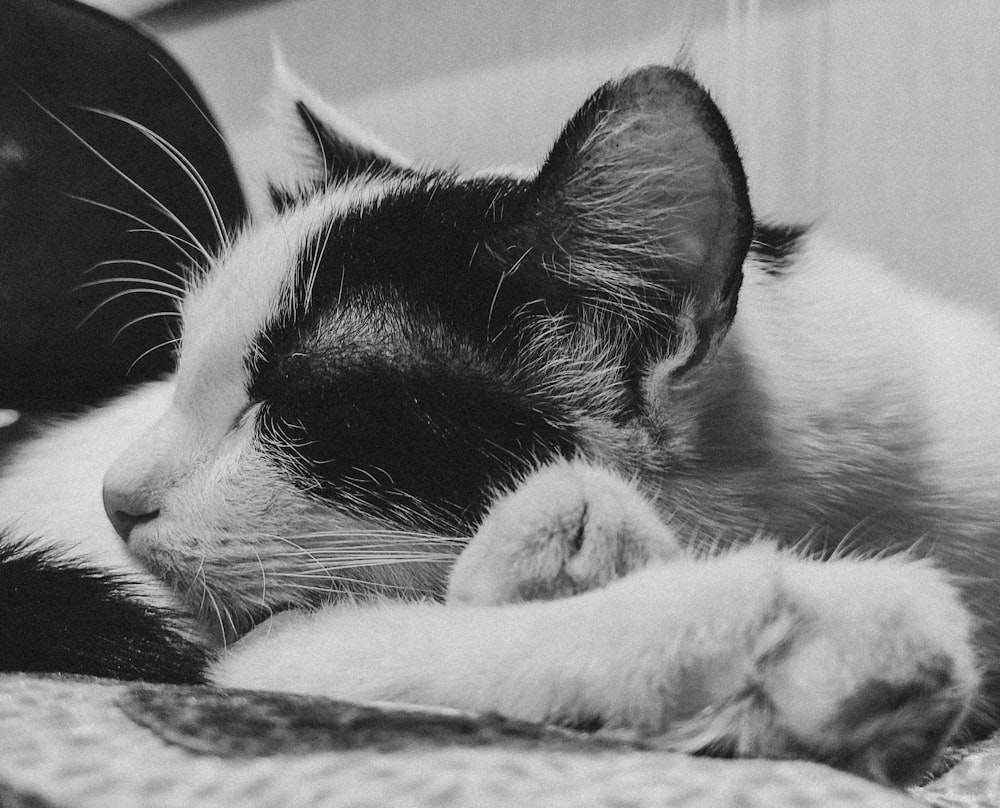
[86,0,1000,314]
[0,1,996,447]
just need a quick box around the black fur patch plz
[250,174,582,530]
[816,659,963,786]
[0,536,208,683]
[751,223,808,275]
[279,173,538,341]
[250,67,759,528]
[253,345,577,531]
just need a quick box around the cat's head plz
[102,65,753,640]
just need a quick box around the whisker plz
[113,310,182,342]
[284,561,454,572]
[66,193,204,268]
[87,258,190,289]
[271,534,333,575]
[270,550,457,562]
[270,541,458,554]
[274,578,424,597]
[268,534,388,596]
[27,93,212,262]
[127,335,181,375]
[78,287,185,329]
[251,547,269,609]
[202,582,229,651]
[77,276,186,295]
[126,228,203,268]
[186,552,207,599]
[150,54,229,146]
[84,107,228,252]
[284,528,464,541]
[223,601,240,640]
[267,531,456,599]
[282,526,440,542]
[270,552,458,563]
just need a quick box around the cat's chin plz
[227,609,310,649]
[188,602,284,648]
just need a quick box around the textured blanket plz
[0,674,996,807]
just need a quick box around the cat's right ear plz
[269,50,412,194]
[486,67,753,380]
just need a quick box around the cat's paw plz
[670,552,980,786]
[447,458,682,606]
[775,557,978,784]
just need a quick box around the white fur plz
[0,381,173,572]
[736,236,1000,550]
[196,222,995,781]
[96,175,435,635]
[216,540,976,767]
[179,174,405,416]
[4,66,997,785]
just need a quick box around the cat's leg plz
[445,457,980,783]
[447,458,683,605]
[215,458,978,784]
[214,542,977,785]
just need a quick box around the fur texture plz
[1,64,997,786]
[0,536,207,683]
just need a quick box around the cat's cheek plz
[124,443,301,582]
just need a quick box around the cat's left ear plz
[492,67,753,377]
[270,52,412,189]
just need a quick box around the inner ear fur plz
[269,55,413,188]
[494,66,753,376]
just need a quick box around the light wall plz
[155,0,1000,316]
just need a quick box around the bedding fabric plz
[0,674,996,808]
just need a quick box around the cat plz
[2,62,998,788]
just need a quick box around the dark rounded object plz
[0,0,247,411]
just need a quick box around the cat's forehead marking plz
[173,175,408,425]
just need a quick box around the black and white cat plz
[2,62,998,787]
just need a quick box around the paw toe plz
[816,660,971,785]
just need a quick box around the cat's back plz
[732,228,1000,542]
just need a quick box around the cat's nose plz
[102,481,160,543]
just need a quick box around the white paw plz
[447,458,682,605]
[667,551,980,786]
[769,556,978,784]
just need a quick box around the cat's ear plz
[269,51,412,190]
[494,67,753,376]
